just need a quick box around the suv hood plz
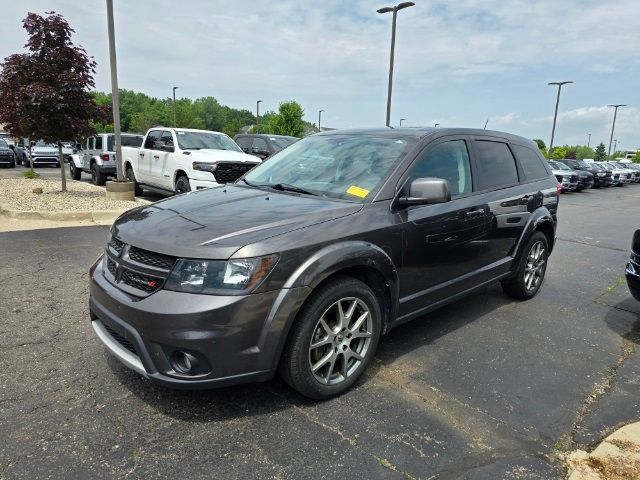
[111,185,362,259]
[186,149,260,164]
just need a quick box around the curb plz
[0,202,148,224]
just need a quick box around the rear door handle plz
[139,152,144,157]
[153,155,159,159]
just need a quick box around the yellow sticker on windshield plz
[346,185,370,198]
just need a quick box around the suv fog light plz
[172,351,199,374]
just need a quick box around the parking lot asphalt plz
[1,185,639,479]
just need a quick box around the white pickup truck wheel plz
[175,175,191,194]
[69,161,81,180]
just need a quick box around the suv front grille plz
[213,163,256,184]
[109,237,125,254]
[104,238,176,296]
[570,174,578,183]
[129,246,175,270]
[102,323,137,355]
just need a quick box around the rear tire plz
[501,231,548,300]
[91,163,106,186]
[279,276,382,399]
[69,161,81,180]
[126,167,143,196]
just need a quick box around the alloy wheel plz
[524,241,546,291]
[308,297,373,385]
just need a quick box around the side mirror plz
[251,146,269,156]
[8,145,14,150]
[398,178,451,207]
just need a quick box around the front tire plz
[501,231,548,300]
[175,175,191,194]
[279,276,382,399]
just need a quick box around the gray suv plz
[89,128,558,399]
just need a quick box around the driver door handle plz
[465,209,484,218]
[139,152,144,157]
[153,155,159,159]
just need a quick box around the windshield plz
[578,161,592,168]
[270,137,297,150]
[554,162,572,171]
[34,140,56,148]
[0,139,7,148]
[107,135,143,151]
[175,131,242,152]
[243,134,417,202]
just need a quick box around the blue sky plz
[1,0,639,150]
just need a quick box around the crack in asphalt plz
[556,236,628,253]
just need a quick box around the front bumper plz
[189,178,221,191]
[627,259,640,302]
[89,257,310,389]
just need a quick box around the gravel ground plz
[0,178,148,211]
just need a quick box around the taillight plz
[101,153,110,161]
[556,183,562,194]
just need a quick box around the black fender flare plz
[258,241,399,371]
[512,207,556,265]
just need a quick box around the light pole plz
[587,133,591,148]
[400,118,406,126]
[607,104,626,159]
[256,100,263,128]
[484,119,489,130]
[547,81,573,155]
[377,2,415,127]
[172,86,179,128]
[106,0,124,182]
[613,139,619,155]
[318,109,324,131]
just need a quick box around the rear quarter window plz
[512,144,550,181]
[474,140,519,190]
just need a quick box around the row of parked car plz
[548,159,640,192]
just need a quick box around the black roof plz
[235,133,299,139]
[316,127,533,144]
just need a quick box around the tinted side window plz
[406,140,472,196]
[474,140,519,190]
[160,131,174,147]
[235,136,251,151]
[512,144,549,181]
[95,136,103,151]
[252,137,269,152]
[144,130,162,149]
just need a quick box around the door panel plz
[140,130,162,184]
[150,131,174,189]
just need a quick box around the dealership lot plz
[1,186,639,479]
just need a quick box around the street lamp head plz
[608,104,626,108]
[319,109,324,113]
[397,2,415,10]
[548,81,573,86]
[173,86,179,91]
[377,6,393,13]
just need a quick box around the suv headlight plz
[192,161,217,173]
[165,255,278,295]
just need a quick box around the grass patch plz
[22,170,41,179]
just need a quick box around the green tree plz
[549,146,568,159]
[269,101,305,137]
[594,142,607,161]
[610,150,625,160]
[533,139,547,157]
[632,151,640,163]
[575,145,595,160]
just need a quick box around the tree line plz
[532,139,638,162]
[91,90,308,138]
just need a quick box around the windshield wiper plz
[271,183,318,196]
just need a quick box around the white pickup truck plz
[122,127,260,196]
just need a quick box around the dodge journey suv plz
[89,128,559,399]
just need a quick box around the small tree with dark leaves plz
[0,12,108,191]
[594,142,607,161]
